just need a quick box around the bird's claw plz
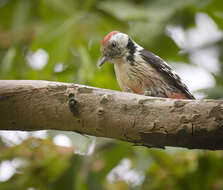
[144,90,152,96]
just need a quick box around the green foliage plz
[0,0,223,189]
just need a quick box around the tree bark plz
[0,80,223,150]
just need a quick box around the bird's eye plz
[111,42,116,48]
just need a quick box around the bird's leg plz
[122,86,133,93]
[144,90,153,96]
[144,87,156,96]
[144,87,167,98]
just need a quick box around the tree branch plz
[0,80,223,150]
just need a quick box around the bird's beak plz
[97,56,108,69]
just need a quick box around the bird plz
[98,31,195,99]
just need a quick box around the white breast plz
[114,62,143,94]
[114,62,130,88]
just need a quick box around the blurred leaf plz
[202,0,223,29]
[53,156,83,190]
[39,0,76,20]
[198,86,223,99]
[98,1,149,22]
[0,47,16,77]
[76,45,94,83]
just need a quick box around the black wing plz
[140,49,195,99]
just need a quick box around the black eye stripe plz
[126,38,136,65]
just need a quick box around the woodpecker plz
[98,31,195,99]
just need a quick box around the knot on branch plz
[68,93,79,117]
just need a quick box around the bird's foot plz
[144,90,153,96]
[122,87,133,93]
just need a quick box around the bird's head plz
[98,31,132,68]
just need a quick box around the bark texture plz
[0,80,223,150]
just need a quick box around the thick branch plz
[0,80,223,150]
